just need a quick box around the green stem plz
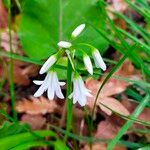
[8,0,17,122]
[64,57,73,142]
[15,0,22,12]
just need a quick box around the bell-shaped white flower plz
[83,55,93,75]
[33,71,65,100]
[57,41,72,48]
[92,49,106,71]
[40,54,57,74]
[71,24,85,38]
[69,74,92,106]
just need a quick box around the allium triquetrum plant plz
[33,24,107,106]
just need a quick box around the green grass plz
[8,0,17,122]
[107,94,150,150]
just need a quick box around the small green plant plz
[33,24,106,106]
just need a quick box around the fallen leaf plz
[0,0,8,28]
[21,114,46,130]
[82,143,126,150]
[115,18,126,30]
[86,60,140,116]
[0,30,20,53]
[145,134,150,143]
[81,143,106,150]
[122,99,150,130]
[106,0,128,19]
[13,60,39,86]
[86,78,129,115]
[95,116,122,139]
[99,97,129,116]
[86,77,127,98]
[16,96,58,115]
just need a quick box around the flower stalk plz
[64,53,73,142]
[8,0,17,122]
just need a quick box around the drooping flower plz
[92,49,106,71]
[69,74,92,106]
[34,71,65,100]
[39,54,57,74]
[71,24,85,38]
[83,55,93,75]
[57,41,72,48]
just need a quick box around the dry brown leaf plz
[115,19,126,30]
[81,143,106,150]
[0,0,8,28]
[122,99,150,122]
[86,77,127,98]
[122,99,150,130]
[106,0,128,19]
[0,30,20,53]
[86,78,130,115]
[21,114,46,130]
[86,60,140,115]
[99,97,129,116]
[0,64,3,78]
[82,143,126,150]
[95,115,127,142]
[138,108,150,122]
[95,118,121,139]
[13,61,39,86]
[145,134,150,143]
[16,96,58,115]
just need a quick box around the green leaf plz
[138,145,150,150]
[0,130,56,150]
[54,140,70,150]
[10,141,51,150]
[0,122,29,139]
[19,0,108,60]
[10,139,69,150]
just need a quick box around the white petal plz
[93,49,106,71]
[47,86,55,100]
[73,96,78,104]
[33,73,50,97]
[75,77,85,106]
[40,55,57,74]
[53,72,64,99]
[78,96,86,106]
[34,84,45,97]
[83,55,93,75]
[59,82,66,86]
[57,41,72,48]
[47,73,55,100]
[33,80,43,85]
[71,24,85,38]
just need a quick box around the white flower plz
[92,49,106,71]
[83,55,93,75]
[71,24,85,38]
[33,71,65,100]
[69,75,92,106]
[39,54,57,74]
[57,41,72,48]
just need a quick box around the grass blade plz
[107,94,150,150]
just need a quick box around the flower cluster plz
[33,24,106,106]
